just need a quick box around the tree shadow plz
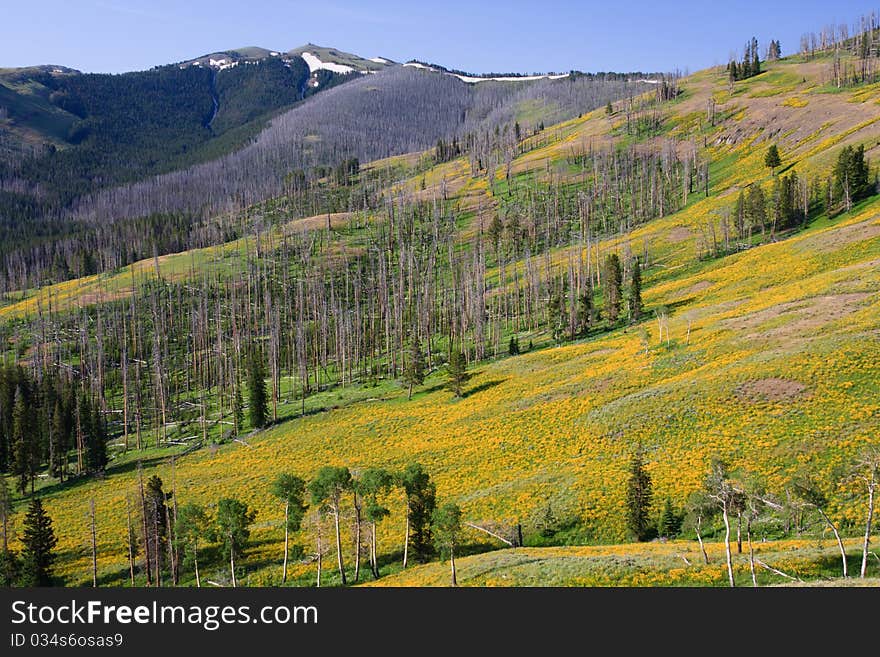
[33,453,175,497]
[463,379,505,398]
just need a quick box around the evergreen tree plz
[773,172,802,230]
[19,498,58,586]
[247,349,269,429]
[733,190,747,239]
[400,462,436,564]
[11,387,35,495]
[833,144,871,211]
[751,37,761,76]
[741,41,752,78]
[603,253,623,323]
[658,497,682,538]
[84,398,107,474]
[548,282,568,343]
[746,185,767,237]
[577,286,595,335]
[50,398,68,480]
[0,476,13,554]
[764,144,781,174]
[508,335,520,356]
[487,214,504,249]
[0,476,17,585]
[445,348,471,398]
[625,445,654,542]
[432,502,463,586]
[143,474,170,577]
[0,548,18,586]
[403,335,426,400]
[628,257,643,323]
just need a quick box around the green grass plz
[0,80,78,143]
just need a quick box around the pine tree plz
[577,287,594,335]
[85,400,107,474]
[11,387,35,495]
[0,547,18,586]
[751,37,761,76]
[445,348,471,398]
[547,282,567,342]
[508,335,520,356]
[603,253,623,323]
[403,335,426,400]
[832,145,871,212]
[625,445,654,542]
[734,190,747,238]
[628,257,643,323]
[50,398,68,480]
[746,185,767,237]
[764,144,781,174]
[0,476,17,585]
[0,476,13,554]
[658,497,682,538]
[143,475,170,580]
[19,498,58,586]
[247,349,269,429]
[741,42,751,78]
[400,463,436,564]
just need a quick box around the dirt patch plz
[798,218,880,253]
[667,227,692,243]
[722,292,871,339]
[736,378,808,403]
[284,212,352,233]
[673,280,713,299]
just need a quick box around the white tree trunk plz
[403,511,410,569]
[696,516,709,564]
[194,546,200,588]
[861,476,875,579]
[282,500,289,584]
[334,509,347,585]
[817,507,847,578]
[722,503,735,587]
[747,521,757,587]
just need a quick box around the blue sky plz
[1,1,875,74]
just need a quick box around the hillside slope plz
[3,52,880,587]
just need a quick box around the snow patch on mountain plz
[300,52,355,75]
[404,62,568,83]
[453,72,569,83]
